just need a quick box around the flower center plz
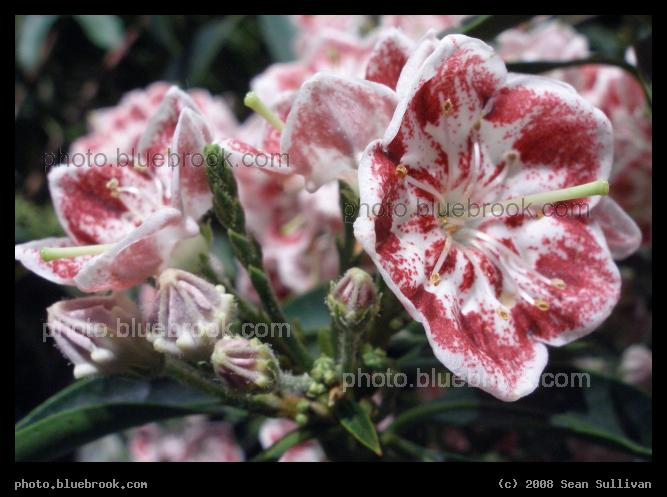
[395,163,609,313]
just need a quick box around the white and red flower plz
[15,87,216,292]
[497,21,651,245]
[353,35,630,401]
[258,418,326,462]
[130,416,244,462]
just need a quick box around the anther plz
[430,272,441,286]
[534,299,550,311]
[106,178,120,197]
[551,278,566,289]
[395,164,408,178]
[442,98,453,116]
[497,308,510,320]
[504,150,519,163]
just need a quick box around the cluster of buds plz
[211,336,279,392]
[47,295,163,379]
[146,269,237,361]
[326,268,380,332]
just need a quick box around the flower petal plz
[592,196,641,260]
[282,73,397,191]
[15,237,91,285]
[384,34,506,197]
[170,108,214,220]
[364,28,414,90]
[481,74,613,207]
[48,163,162,245]
[74,208,199,292]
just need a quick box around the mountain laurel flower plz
[327,268,380,331]
[147,269,236,360]
[14,87,217,292]
[211,336,279,392]
[259,418,327,462]
[47,294,162,379]
[354,34,633,401]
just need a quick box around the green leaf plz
[258,15,296,62]
[387,370,651,459]
[456,15,534,41]
[16,15,59,72]
[15,376,226,461]
[73,15,124,51]
[188,16,243,85]
[283,285,329,333]
[334,398,382,456]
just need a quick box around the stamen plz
[534,299,550,311]
[395,164,408,178]
[106,178,120,197]
[497,308,510,320]
[327,48,340,64]
[244,91,285,132]
[551,278,566,289]
[280,214,305,236]
[503,149,519,164]
[40,244,114,261]
[430,235,453,287]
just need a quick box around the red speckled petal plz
[15,237,92,285]
[74,208,199,292]
[481,74,613,206]
[592,196,641,260]
[384,35,506,195]
[170,108,214,220]
[282,73,397,191]
[481,215,620,347]
[355,140,621,400]
[137,86,200,189]
[251,62,310,106]
[48,163,163,245]
[365,28,414,90]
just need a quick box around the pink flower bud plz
[47,295,162,379]
[327,268,380,330]
[147,269,236,360]
[211,336,278,391]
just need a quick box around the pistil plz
[40,244,114,261]
[244,91,285,132]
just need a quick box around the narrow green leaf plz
[455,15,534,41]
[188,16,243,85]
[334,398,382,456]
[258,15,296,62]
[15,376,224,461]
[17,15,59,72]
[73,15,124,51]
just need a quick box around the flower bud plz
[147,269,236,360]
[47,295,162,379]
[211,336,279,392]
[326,268,380,331]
